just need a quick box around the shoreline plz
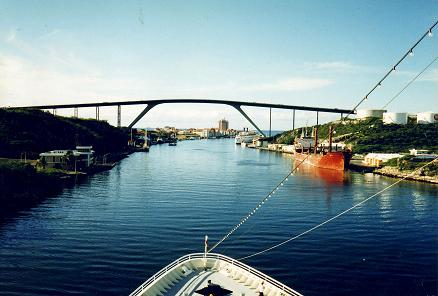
[248,144,438,184]
[0,149,144,213]
[373,166,438,184]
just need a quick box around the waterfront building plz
[39,146,95,170]
[39,150,80,170]
[201,128,217,139]
[363,153,403,167]
[193,129,204,138]
[219,119,229,132]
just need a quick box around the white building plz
[39,150,80,169]
[363,153,403,167]
[39,146,95,170]
[201,128,217,139]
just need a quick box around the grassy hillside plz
[0,108,129,159]
[276,118,438,154]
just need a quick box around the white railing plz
[129,253,303,296]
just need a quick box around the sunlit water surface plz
[0,139,437,295]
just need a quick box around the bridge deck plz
[8,98,354,114]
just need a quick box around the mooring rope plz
[208,21,437,254]
[238,158,437,260]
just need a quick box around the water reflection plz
[292,161,347,185]
[0,140,437,296]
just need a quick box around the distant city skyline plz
[0,1,437,130]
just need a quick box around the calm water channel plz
[0,139,437,296]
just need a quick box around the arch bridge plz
[12,99,354,137]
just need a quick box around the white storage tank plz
[383,112,408,124]
[356,109,386,119]
[417,112,438,124]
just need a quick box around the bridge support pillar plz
[269,108,272,137]
[74,107,78,118]
[316,111,319,126]
[128,103,159,129]
[292,109,295,131]
[96,106,100,121]
[232,105,266,137]
[117,105,121,127]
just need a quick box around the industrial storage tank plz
[356,109,386,120]
[383,112,408,124]
[417,112,438,124]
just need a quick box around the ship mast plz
[328,125,333,153]
[313,127,318,155]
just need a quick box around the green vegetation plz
[0,108,129,159]
[0,159,63,210]
[383,155,438,177]
[275,118,438,154]
[0,108,132,211]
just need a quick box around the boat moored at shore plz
[293,126,351,171]
[235,129,260,145]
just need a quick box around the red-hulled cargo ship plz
[293,150,351,171]
[293,126,351,171]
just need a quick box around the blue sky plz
[0,0,437,129]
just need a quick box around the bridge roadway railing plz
[129,252,303,296]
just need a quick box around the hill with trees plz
[0,108,129,159]
[275,118,438,154]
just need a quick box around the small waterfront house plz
[39,150,81,170]
[39,146,95,170]
[363,153,403,167]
